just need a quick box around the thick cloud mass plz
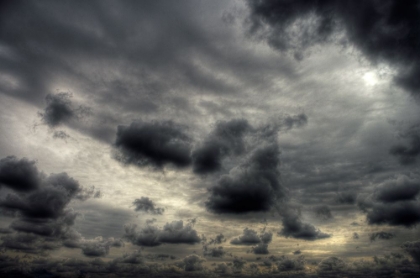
[133,197,164,215]
[248,0,420,95]
[0,156,42,192]
[279,211,330,240]
[230,228,262,245]
[0,156,97,254]
[206,144,287,213]
[370,231,395,241]
[115,121,192,168]
[374,178,420,203]
[366,201,420,227]
[124,220,200,247]
[192,119,251,174]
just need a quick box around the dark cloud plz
[192,119,251,174]
[282,113,308,130]
[206,144,287,214]
[369,231,395,241]
[183,255,205,272]
[159,220,201,244]
[0,156,97,254]
[252,243,269,255]
[402,241,420,264]
[124,220,200,247]
[275,256,305,272]
[293,250,301,255]
[317,257,347,274]
[374,177,420,203]
[203,246,226,258]
[247,0,420,96]
[115,121,192,169]
[314,205,333,219]
[353,232,359,240]
[279,210,330,240]
[366,201,420,227]
[133,197,164,215]
[230,228,261,245]
[0,156,42,192]
[38,92,90,127]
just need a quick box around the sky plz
[0,0,420,277]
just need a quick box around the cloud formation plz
[192,119,251,174]
[124,220,200,247]
[279,210,330,240]
[206,143,287,213]
[247,0,420,96]
[115,121,192,168]
[133,197,164,215]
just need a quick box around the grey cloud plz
[206,143,287,214]
[124,220,200,247]
[115,121,192,169]
[279,210,330,241]
[275,256,305,272]
[38,92,90,128]
[366,201,420,227]
[353,232,359,240]
[0,156,96,254]
[247,0,420,96]
[203,246,226,258]
[282,113,308,130]
[0,156,43,192]
[252,243,269,255]
[374,176,420,203]
[192,119,251,175]
[369,231,395,242]
[133,197,164,215]
[390,126,420,165]
[402,241,420,264]
[336,191,357,205]
[182,255,205,272]
[317,257,347,274]
[230,228,261,245]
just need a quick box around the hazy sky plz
[0,1,420,277]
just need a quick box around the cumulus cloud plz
[192,119,251,174]
[0,156,98,254]
[358,176,420,227]
[206,143,287,213]
[231,228,261,245]
[183,255,205,272]
[0,156,43,192]
[132,197,164,215]
[374,176,420,203]
[317,257,347,275]
[274,256,305,272]
[279,210,330,240]
[252,243,269,255]
[115,121,192,168]
[203,246,226,258]
[124,220,200,247]
[247,0,420,96]
[38,92,90,127]
[390,125,420,165]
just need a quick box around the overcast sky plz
[0,0,420,277]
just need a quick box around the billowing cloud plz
[124,220,200,247]
[279,210,330,240]
[366,201,420,227]
[183,255,205,272]
[133,197,164,215]
[231,228,261,245]
[206,144,287,213]
[0,156,43,192]
[115,121,192,168]
[0,156,98,254]
[247,0,420,96]
[192,119,251,174]
[374,176,420,203]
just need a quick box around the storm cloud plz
[206,143,287,214]
[247,0,420,96]
[192,119,251,174]
[115,121,192,169]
